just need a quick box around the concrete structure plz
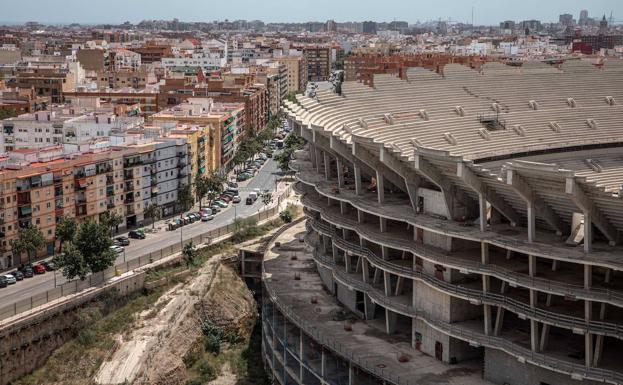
[282,60,623,385]
[277,55,308,93]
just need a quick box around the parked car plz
[3,274,16,285]
[228,182,239,189]
[210,205,221,213]
[21,265,34,278]
[219,195,232,202]
[10,270,23,281]
[33,264,46,275]
[232,195,241,204]
[129,230,146,239]
[115,236,130,246]
[41,261,56,271]
[201,208,213,216]
[265,151,273,158]
[201,213,214,221]
[0,276,7,288]
[214,200,228,208]
[110,245,124,254]
[236,173,250,182]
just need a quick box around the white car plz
[3,274,16,285]
[201,213,214,221]
[110,245,124,254]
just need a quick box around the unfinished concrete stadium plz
[262,60,623,385]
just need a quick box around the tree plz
[53,243,88,280]
[182,241,198,267]
[279,209,293,223]
[144,204,161,229]
[194,174,210,210]
[73,220,115,273]
[261,192,273,208]
[0,108,17,120]
[274,150,292,173]
[11,224,46,264]
[100,211,123,236]
[176,183,194,212]
[205,173,225,202]
[55,217,77,253]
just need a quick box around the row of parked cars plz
[236,153,270,182]
[0,261,56,288]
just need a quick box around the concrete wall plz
[316,264,335,295]
[422,229,452,251]
[449,296,482,323]
[484,348,604,385]
[413,281,450,321]
[336,281,358,315]
[418,188,450,219]
[0,272,145,385]
[413,318,450,363]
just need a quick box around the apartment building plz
[63,89,160,116]
[280,61,623,385]
[108,48,141,71]
[9,66,76,104]
[0,109,143,152]
[150,98,244,172]
[301,46,331,82]
[277,55,307,93]
[129,44,173,64]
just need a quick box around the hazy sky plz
[3,0,622,25]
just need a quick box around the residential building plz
[303,45,331,81]
[277,55,307,93]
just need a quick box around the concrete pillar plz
[527,200,536,243]
[376,170,384,204]
[383,271,392,296]
[481,242,492,335]
[356,256,362,273]
[379,217,387,232]
[354,164,362,195]
[340,201,346,215]
[364,295,376,320]
[315,148,322,173]
[299,329,304,380]
[395,276,404,296]
[336,158,344,188]
[584,210,593,253]
[494,308,505,336]
[381,245,388,260]
[348,362,354,385]
[323,152,331,181]
[373,268,382,284]
[386,309,397,334]
[321,348,326,377]
[357,209,364,223]
[332,244,338,263]
[322,235,329,254]
[344,253,352,273]
[585,264,593,367]
[528,254,538,351]
[539,324,550,352]
[478,193,487,232]
[309,143,316,168]
[362,258,370,283]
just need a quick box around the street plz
[0,158,283,305]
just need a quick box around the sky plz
[2,0,622,25]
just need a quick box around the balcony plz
[124,172,134,181]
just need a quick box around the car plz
[110,245,124,254]
[21,265,34,278]
[0,276,7,288]
[214,200,228,208]
[187,213,197,222]
[10,270,23,281]
[201,213,214,221]
[201,208,213,215]
[236,173,250,182]
[115,236,130,246]
[41,261,56,271]
[266,152,273,158]
[246,196,254,205]
[33,264,46,275]
[228,182,239,188]
[128,230,146,239]
[3,274,16,285]
[210,204,221,213]
[232,195,241,203]
[219,195,232,202]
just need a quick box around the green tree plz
[144,204,161,229]
[176,183,194,212]
[279,209,293,223]
[194,174,210,210]
[73,220,115,273]
[53,243,88,280]
[261,192,273,208]
[0,108,17,120]
[182,241,198,267]
[205,173,225,203]
[55,217,77,253]
[100,211,123,236]
[11,224,46,264]
[274,150,292,173]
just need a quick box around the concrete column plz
[478,193,487,232]
[494,308,505,336]
[321,348,326,377]
[373,268,382,284]
[315,148,322,173]
[527,200,536,242]
[481,242,492,335]
[361,258,370,283]
[357,209,364,223]
[323,152,331,181]
[379,217,387,233]
[344,253,352,273]
[584,264,593,367]
[322,235,329,254]
[332,244,338,263]
[395,276,404,296]
[383,271,392,296]
[336,158,344,188]
[529,254,538,351]
[376,170,385,204]
[299,329,304,380]
[584,210,593,253]
[363,295,376,320]
[386,309,397,334]
[353,164,362,195]
[340,201,346,215]
[348,362,354,385]
[594,269,611,366]
[309,143,316,168]
[539,324,550,352]
[355,256,362,273]
[381,245,388,260]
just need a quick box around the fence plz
[0,185,293,323]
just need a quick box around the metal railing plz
[0,185,293,323]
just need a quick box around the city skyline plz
[2,0,622,26]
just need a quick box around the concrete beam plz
[506,169,567,236]
[351,141,405,193]
[415,154,460,219]
[566,177,618,246]
[457,162,520,227]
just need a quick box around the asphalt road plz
[0,157,283,305]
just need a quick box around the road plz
[0,158,283,305]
